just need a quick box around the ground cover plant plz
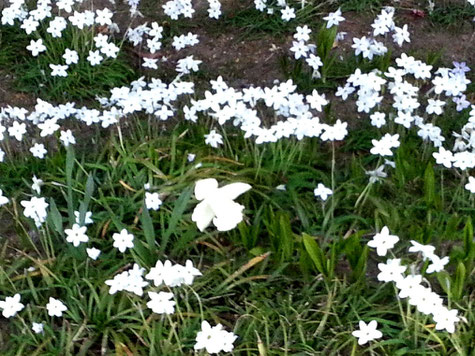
[0,0,474,354]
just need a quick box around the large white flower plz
[191,179,251,232]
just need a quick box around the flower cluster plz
[367,227,460,334]
[2,0,121,77]
[194,320,237,354]
[0,294,67,319]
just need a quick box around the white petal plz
[217,182,252,200]
[194,178,219,201]
[212,200,244,231]
[191,201,215,231]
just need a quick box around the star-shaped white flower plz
[0,294,24,318]
[46,297,67,317]
[65,223,89,247]
[367,226,399,256]
[112,229,134,252]
[352,320,383,345]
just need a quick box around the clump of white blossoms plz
[194,320,237,354]
[146,259,201,287]
[106,260,201,296]
[192,178,252,231]
[370,237,460,334]
[21,196,49,227]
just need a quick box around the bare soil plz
[0,2,474,110]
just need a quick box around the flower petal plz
[194,178,219,201]
[191,201,215,231]
[217,182,252,200]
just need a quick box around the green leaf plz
[78,174,94,225]
[302,233,327,276]
[65,145,75,222]
[452,262,466,301]
[141,204,155,251]
[436,271,451,298]
[48,198,63,235]
[160,186,193,255]
[423,162,435,208]
[279,212,294,261]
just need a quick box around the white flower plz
[465,176,475,193]
[95,8,113,26]
[32,175,43,194]
[396,274,423,299]
[392,24,410,47]
[426,255,449,274]
[74,211,93,225]
[0,294,24,318]
[204,129,223,148]
[433,147,453,168]
[306,90,328,111]
[313,183,332,201]
[9,121,27,141]
[377,258,406,283]
[105,264,148,296]
[323,8,345,28]
[21,196,49,227]
[147,291,176,314]
[352,320,383,345]
[145,192,162,210]
[280,6,296,22]
[366,165,387,184]
[408,240,435,260]
[86,247,101,260]
[50,64,68,77]
[62,48,79,65]
[191,178,251,232]
[181,259,202,285]
[60,130,76,147]
[26,39,46,56]
[112,229,134,252]
[87,50,103,66]
[143,58,158,70]
[194,320,238,354]
[0,189,9,207]
[100,42,120,58]
[294,25,311,42]
[65,223,89,247]
[367,226,399,256]
[30,143,47,159]
[46,297,67,317]
[433,308,460,333]
[32,322,44,334]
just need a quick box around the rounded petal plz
[194,178,218,201]
[217,182,252,200]
[212,200,244,231]
[191,201,215,231]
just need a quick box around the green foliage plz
[339,0,383,12]
[0,24,136,102]
[429,2,475,27]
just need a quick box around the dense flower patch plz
[0,0,474,354]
